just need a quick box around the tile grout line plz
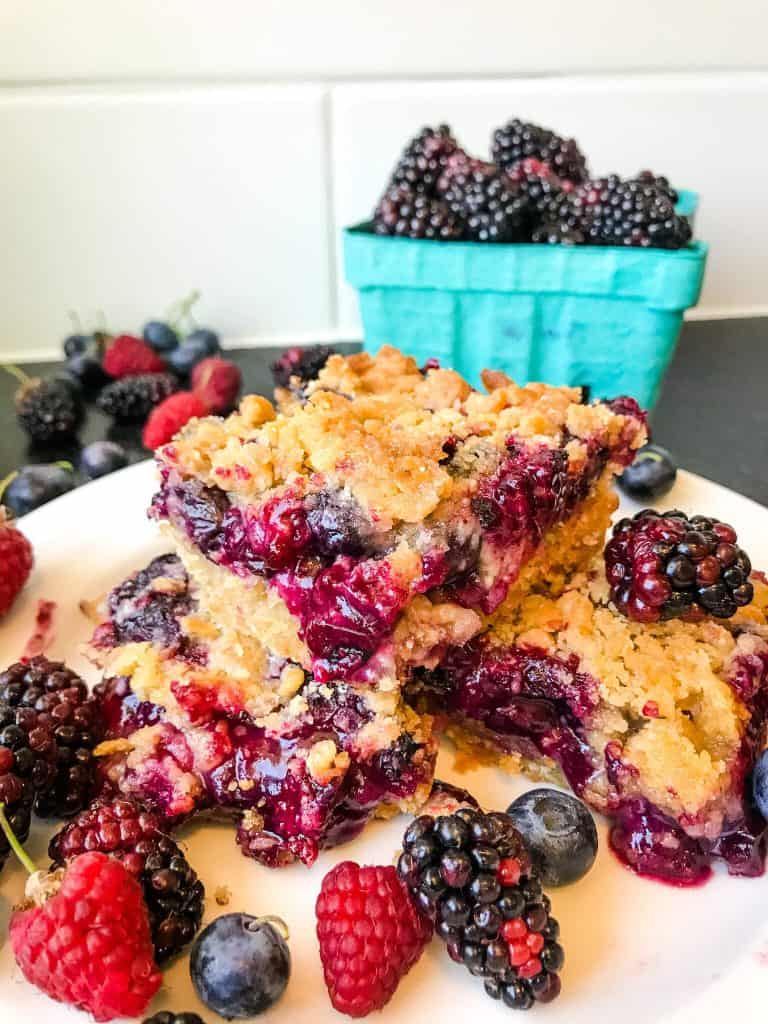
[322,88,339,331]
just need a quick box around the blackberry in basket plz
[374,184,465,240]
[388,124,461,196]
[437,155,528,243]
[492,118,588,185]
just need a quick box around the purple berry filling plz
[413,635,768,885]
[95,674,434,867]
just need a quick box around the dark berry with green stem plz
[98,372,178,422]
[1,464,76,517]
[5,365,84,444]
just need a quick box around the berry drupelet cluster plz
[437,155,528,243]
[0,657,103,858]
[492,118,589,185]
[605,509,754,623]
[97,372,178,422]
[271,344,337,392]
[398,809,564,1010]
[370,119,691,249]
[15,376,84,443]
[50,796,205,965]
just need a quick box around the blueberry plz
[506,788,598,887]
[3,464,77,516]
[752,750,768,820]
[79,441,129,480]
[185,328,220,355]
[617,444,677,501]
[167,332,219,377]
[190,913,290,1019]
[63,333,89,358]
[143,320,179,352]
[65,348,105,387]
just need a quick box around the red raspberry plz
[0,508,33,618]
[316,860,432,1017]
[191,357,242,414]
[10,851,162,1021]
[103,334,167,378]
[142,392,208,450]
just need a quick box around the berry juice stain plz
[21,599,57,660]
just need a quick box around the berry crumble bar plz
[149,346,646,691]
[408,563,768,884]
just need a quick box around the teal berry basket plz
[343,190,707,408]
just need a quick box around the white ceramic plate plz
[1,461,767,1024]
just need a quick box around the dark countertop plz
[1,319,766,506]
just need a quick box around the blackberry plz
[531,222,585,245]
[373,184,464,240]
[15,376,84,443]
[504,158,570,233]
[143,1015,204,1024]
[635,169,679,204]
[50,796,205,964]
[0,656,100,821]
[271,344,336,390]
[605,509,754,623]
[387,124,460,197]
[492,118,588,185]
[437,155,527,243]
[0,758,37,874]
[97,372,178,422]
[398,809,564,1009]
[575,175,691,249]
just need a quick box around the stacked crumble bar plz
[90,346,646,866]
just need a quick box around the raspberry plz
[605,509,754,622]
[191,356,242,414]
[373,183,465,240]
[0,656,103,820]
[103,334,167,378]
[13,375,84,443]
[142,391,208,449]
[398,808,564,1009]
[492,118,588,184]
[50,796,205,964]
[437,153,527,243]
[271,344,336,391]
[0,508,33,619]
[97,372,178,421]
[10,851,162,1021]
[316,860,432,1017]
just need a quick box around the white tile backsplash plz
[0,72,766,359]
[0,86,331,358]
[331,74,768,330]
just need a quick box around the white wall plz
[1,3,767,359]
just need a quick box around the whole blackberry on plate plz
[605,509,754,623]
[438,155,527,243]
[374,183,464,240]
[492,118,588,185]
[576,175,692,249]
[97,372,178,422]
[388,124,461,196]
[50,796,205,964]
[271,344,336,391]
[0,748,39,874]
[13,375,84,443]
[0,656,100,821]
[398,808,564,1009]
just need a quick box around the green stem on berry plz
[168,289,201,333]
[1,364,31,387]
[0,802,37,875]
[0,471,18,504]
